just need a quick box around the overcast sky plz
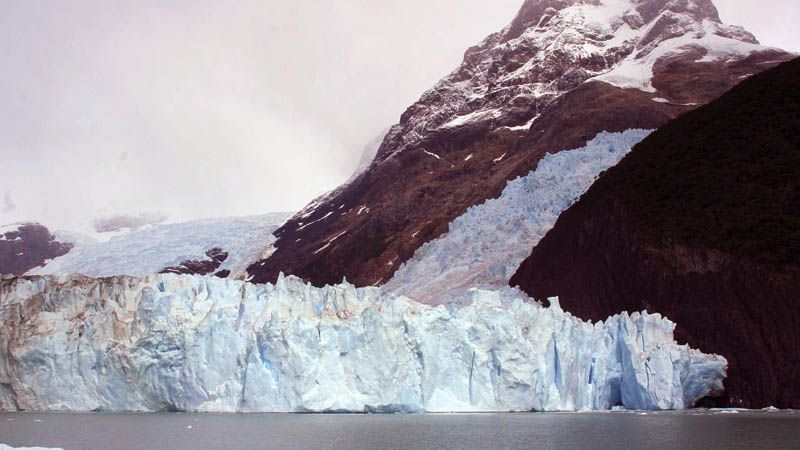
[1,0,798,231]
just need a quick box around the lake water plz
[1,410,798,450]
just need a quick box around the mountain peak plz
[504,0,576,41]
[506,0,723,42]
[371,0,763,166]
[248,0,793,289]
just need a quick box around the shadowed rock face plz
[0,223,73,276]
[511,58,800,409]
[247,0,794,287]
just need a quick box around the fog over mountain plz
[1,0,797,231]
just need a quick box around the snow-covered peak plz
[373,0,776,163]
[508,0,723,28]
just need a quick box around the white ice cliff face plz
[384,130,652,304]
[0,274,726,412]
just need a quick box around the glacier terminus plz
[0,274,726,413]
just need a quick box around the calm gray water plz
[1,411,798,450]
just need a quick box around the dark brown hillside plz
[250,83,688,287]
[511,57,800,409]
[0,223,74,276]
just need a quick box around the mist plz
[1,0,797,231]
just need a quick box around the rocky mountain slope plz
[0,224,73,276]
[383,129,652,303]
[510,57,800,409]
[0,273,725,412]
[248,0,794,289]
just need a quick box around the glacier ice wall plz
[0,274,725,412]
[384,130,652,304]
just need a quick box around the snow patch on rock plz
[376,0,775,163]
[0,445,64,450]
[590,13,777,92]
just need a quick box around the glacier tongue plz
[0,274,725,412]
[384,130,652,304]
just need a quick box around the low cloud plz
[2,192,15,214]
[0,0,796,230]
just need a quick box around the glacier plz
[384,130,652,304]
[0,273,725,412]
[27,213,291,279]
